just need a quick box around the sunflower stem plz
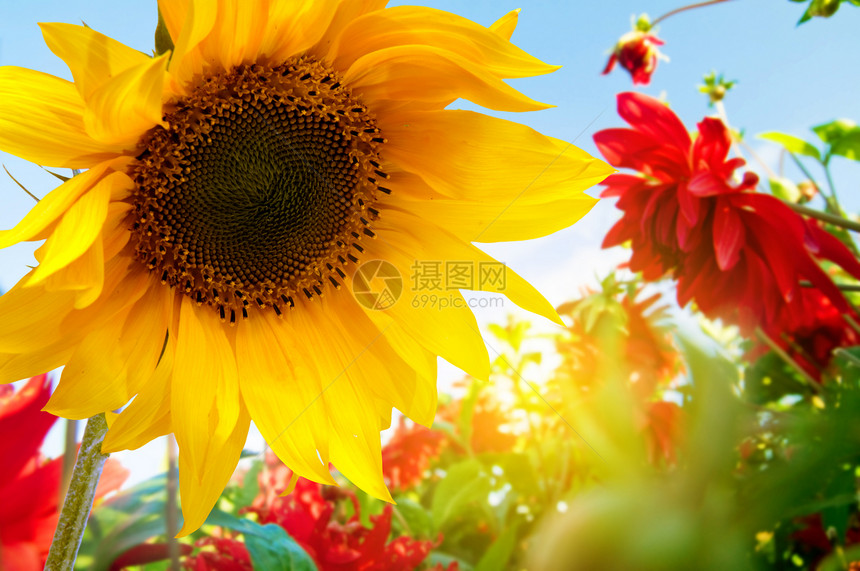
[651,0,735,26]
[45,413,109,571]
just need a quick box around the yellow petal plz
[201,0,268,70]
[0,278,78,354]
[490,9,521,40]
[328,378,392,503]
[177,402,250,536]
[0,342,75,385]
[325,295,438,427]
[0,67,125,167]
[332,6,555,79]
[384,178,600,242]
[379,109,612,200]
[260,0,338,62]
[122,282,174,397]
[46,305,136,419]
[289,299,392,501]
[43,233,106,309]
[235,312,335,484]
[103,335,174,452]
[83,54,169,146]
[0,157,130,249]
[27,172,130,286]
[345,45,551,113]
[171,297,240,483]
[361,238,491,380]
[162,0,217,87]
[158,0,189,43]
[39,23,150,102]
[102,202,134,261]
[58,258,153,347]
[375,207,563,325]
[308,0,389,61]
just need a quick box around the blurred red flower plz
[602,30,666,85]
[639,401,684,466]
[183,537,252,571]
[232,454,440,570]
[595,92,860,367]
[438,392,517,455]
[382,417,446,493]
[0,376,128,570]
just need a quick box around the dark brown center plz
[129,57,388,322]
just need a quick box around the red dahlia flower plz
[595,93,860,346]
[0,375,58,569]
[382,416,446,493]
[602,30,666,85]
[0,376,128,569]
[243,455,439,571]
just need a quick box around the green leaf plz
[759,132,821,161]
[768,177,801,202]
[154,8,174,56]
[820,545,860,570]
[391,497,434,538]
[812,119,857,144]
[231,460,264,510]
[474,522,520,571]
[744,352,811,404]
[205,510,317,571]
[431,459,491,530]
[245,524,317,571]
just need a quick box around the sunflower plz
[0,1,610,534]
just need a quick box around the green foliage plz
[791,0,859,23]
[205,510,317,570]
[79,475,170,571]
[759,132,822,161]
[699,71,737,106]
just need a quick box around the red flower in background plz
[556,283,685,465]
[0,375,58,570]
[187,454,440,571]
[183,537,252,571]
[602,30,666,85]
[595,92,860,374]
[438,392,517,455]
[382,417,446,493]
[0,376,129,570]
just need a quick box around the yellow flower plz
[0,1,610,534]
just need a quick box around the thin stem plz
[799,280,860,292]
[755,328,820,394]
[45,414,109,571]
[788,152,819,188]
[166,435,181,570]
[784,200,860,233]
[844,313,860,336]
[824,164,842,210]
[835,348,860,368]
[651,0,736,26]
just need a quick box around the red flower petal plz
[616,92,692,155]
[713,200,745,271]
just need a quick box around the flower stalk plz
[651,0,736,26]
[44,413,109,571]
[784,201,860,233]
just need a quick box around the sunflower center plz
[130,57,388,322]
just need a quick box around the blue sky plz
[0,1,857,481]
